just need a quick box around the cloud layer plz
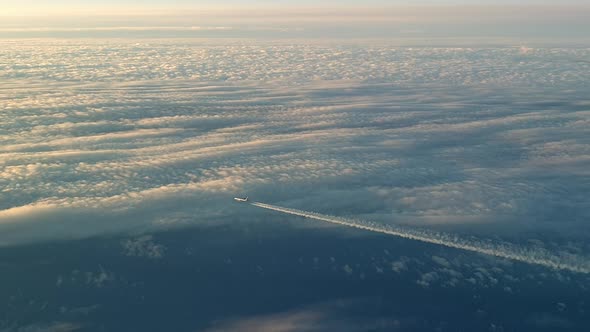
[0,41,589,255]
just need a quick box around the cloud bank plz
[0,40,588,264]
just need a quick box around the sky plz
[4,0,590,15]
[1,0,589,41]
[3,0,590,7]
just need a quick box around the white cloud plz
[431,256,451,268]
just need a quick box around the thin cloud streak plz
[250,201,590,274]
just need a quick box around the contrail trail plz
[250,201,590,274]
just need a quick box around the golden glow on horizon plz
[3,4,589,16]
[1,3,588,37]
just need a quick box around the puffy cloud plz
[391,259,408,274]
[122,235,166,259]
[431,256,451,268]
[417,272,440,288]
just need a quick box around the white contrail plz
[250,201,590,274]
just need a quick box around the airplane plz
[234,196,248,202]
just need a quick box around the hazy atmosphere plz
[1,1,589,331]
